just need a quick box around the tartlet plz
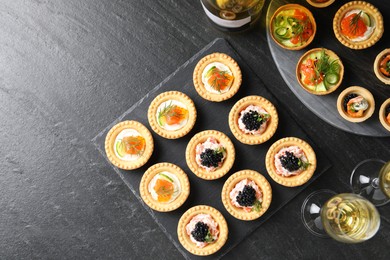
[373,49,390,85]
[265,137,317,187]
[105,120,153,170]
[296,48,344,95]
[186,130,235,180]
[193,52,242,102]
[336,86,375,123]
[229,95,278,145]
[177,205,228,256]
[379,98,390,132]
[148,91,197,139]
[269,4,316,51]
[222,170,272,221]
[139,162,190,212]
[333,1,384,50]
[306,0,335,8]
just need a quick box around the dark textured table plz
[1,0,389,259]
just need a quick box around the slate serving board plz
[266,0,390,137]
[92,38,332,260]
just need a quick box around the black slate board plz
[266,0,390,137]
[92,38,332,260]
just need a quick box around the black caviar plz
[280,151,301,172]
[236,185,257,207]
[191,222,209,242]
[200,148,223,168]
[241,110,268,131]
[343,93,358,111]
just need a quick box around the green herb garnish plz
[313,49,340,90]
[252,200,262,212]
[350,11,362,35]
[157,101,183,126]
[298,159,311,170]
[204,230,215,243]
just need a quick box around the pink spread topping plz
[274,146,308,177]
[230,179,263,212]
[185,214,219,248]
[238,105,269,135]
[195,137,226,172]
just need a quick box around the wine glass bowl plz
[350,159,390,206]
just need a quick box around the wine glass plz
[301,190,380,243]
[350,159,390,206]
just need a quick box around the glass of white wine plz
[200,0,265,32]
[301,190,380,242]
[350,159,390,206]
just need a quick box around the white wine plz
[201,0,265,31]
[379,161,390,198]
[321,193,380,243]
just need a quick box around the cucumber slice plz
[116,141,125,157]
[315,83,327,92]
[159,173,174,183]
[325,73,339,85]
[275,15,287,27]
[275,27,288,37]
[361,12,371,26]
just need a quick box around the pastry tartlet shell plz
[379,98,390,132]
[222,170,272,221]
[296,48,344,95]
[336,86,375,123]
[139,162,190,212]
[306,0,335,8]
[265,137,317,187]
[229,95,278,145]
[105,120,154,170]
[148,91,197,139]
[269,4,317,51]
[333,1,384,50]
[177,205,228,256]
[186,130,235,180]
[193,53,242,102]
[373,49,390,85]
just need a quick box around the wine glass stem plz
[372,178,379,189]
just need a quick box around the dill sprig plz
[206,66,231,92]
[312,49,340,89]
[157,102,183,125]
[120,137,145,156]
[350,11,362,35]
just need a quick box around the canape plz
[333,1,384,50]
[374,49,390,85]
[306,0,335,8]
[148,91,197,139]
[379,98,390,132]
[177,205,228,256]
[105,120,153,170]
[229,95,278,145]
[265,137,317,187]
[296,48,344,95]
[139,162,190,212]
[193,52,242,102]
[222,170,272,221]
[270,4,316,50]
[186,130,235,180]
[336,86,375,123]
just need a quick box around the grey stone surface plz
[0,0,389,259]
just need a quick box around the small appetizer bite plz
[229,96,278,145]
[374,49,390,85]
[333,1,383,49]
[296,48,344,95]
[379,99,390,132]
[186,130,235,180]
[306,0,335,8]
[105,120,153,170]
[193,53,242,102]
[139,163,190,212]
[148,91,197,139]
[222,170,272,221]
[337,86,375,123]
[177,205,228,256]
[266,137,317,187]
[270,4,316,50]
